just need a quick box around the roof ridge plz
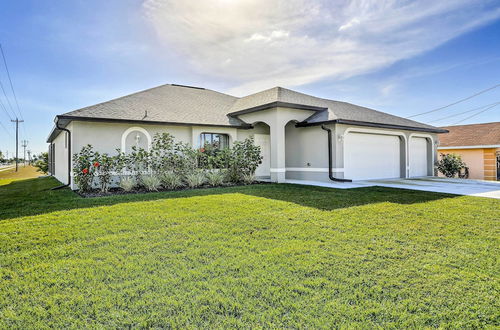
[62,83,175,116]
[63,83,239,116]
[440,121,500,128]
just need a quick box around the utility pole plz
[21,140,28,166]
[27,150,32,165]
[11,118,24,171]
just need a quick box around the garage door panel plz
[344,133,401,180]
[410,137,428,177]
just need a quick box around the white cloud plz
[339,18,360,31]
[142,0,500,95]
[245,30,290,43]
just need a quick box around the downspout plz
[321,125,352,182]
[51,117,72,190]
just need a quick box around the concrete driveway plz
[360,177,500,199]
[284,177,500,199]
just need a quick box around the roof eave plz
[55,115,253,129]
[296,119,449,133]
[228,101,327,117]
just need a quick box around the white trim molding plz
[121,126,152,152]
[438,144,500,150]
[343,127,408,144]
[286,167,344,172]
[270,168,286,173]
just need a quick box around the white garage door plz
[344,133,401,180]
[409,137,428,177]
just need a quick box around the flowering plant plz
[72,145,95,192]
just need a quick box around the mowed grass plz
[0,177,499,328]
[0,165,40,185]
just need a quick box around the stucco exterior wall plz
[53,123,70,184]
[71,121,193,155]
[285,123,331,181]
[57,116,440,188]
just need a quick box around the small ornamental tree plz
[34,152,49,174]
[72,145,96,192]
[436,153,467,178]
[150,132,176,174]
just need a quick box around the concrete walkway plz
[284,177,500,199]
[0,165,15,172]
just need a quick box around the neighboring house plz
[47,84,447,189]
[438,122,500,181]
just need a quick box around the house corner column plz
[270,124,286,183]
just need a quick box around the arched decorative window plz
[121,127,152,153]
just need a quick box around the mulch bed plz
[75,181,269,198]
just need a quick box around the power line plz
[0,120,12,138]
[406,83,500,118]
[0,44,23,120]
[428,101,500,123]
[0,77,16,119]
[0,93,13,120]
[449,103,500,125]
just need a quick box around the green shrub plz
[226,138,262,183]
[242,173,256,185]
[161,171,184,190]
[436,153,467,178]
[72,136,261,193]
[206,170,226,187]
[34,152,49,174]
[119,176,136,192]
[185,170,206,188]
[141,174,162,191]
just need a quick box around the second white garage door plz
[409,137,429,177]
[344,133,401,180]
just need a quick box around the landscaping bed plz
[76,180,269,198]
[72,133,264,195]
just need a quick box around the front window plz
[200,133,229,149]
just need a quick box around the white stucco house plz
[47,84,447,189]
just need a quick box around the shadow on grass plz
[0,177,457,221]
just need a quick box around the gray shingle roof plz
[230,87,443,132]
[54,84,445,137]
[61,84,244,126]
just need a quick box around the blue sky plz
[0,0,499,156]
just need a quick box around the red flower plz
[93,162,100,167]
[82,168,89,174]
[199,148,205,153]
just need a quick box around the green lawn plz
[0,177,499,328]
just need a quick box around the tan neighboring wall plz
[483,148,498,180]
[438,148,499,180]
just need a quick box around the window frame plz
[199,132,229,149]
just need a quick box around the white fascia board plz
[438,145,500,150]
